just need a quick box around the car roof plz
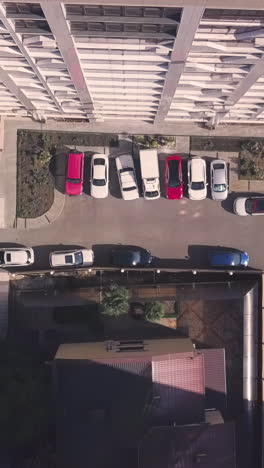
[112,250,140,265]
[4,250,28,263]
[51,251,74,266]
[93,164,105,178]
[67,153,84,178]
[212,160,226,184]
[190,158,205,180]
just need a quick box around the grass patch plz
[17,131,55,218]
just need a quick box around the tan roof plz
[55,337,194,361]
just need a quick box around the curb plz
[16,189,65,230]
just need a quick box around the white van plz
[139,149,160,200]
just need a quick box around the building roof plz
[138,422,236,468]
[200,348,227,411]
[152,353,205,424]
[53,340,228,468]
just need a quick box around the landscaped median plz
[16,130,65,229]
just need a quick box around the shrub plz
[102,284,131,317]
[145,301,165,322]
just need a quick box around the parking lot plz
[0,148,264,271]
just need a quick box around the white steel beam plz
[0,66,36,113]
[4,0,264,10]
[155,5,204,124]
[211,58,264,125]
[41,2,96,119]
[0,4,63,113]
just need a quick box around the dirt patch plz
[17,131,55,218]
[191,136,264,152]
[239,140,264,180]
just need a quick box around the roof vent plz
[105,340,146,352]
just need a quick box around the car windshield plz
[74,252,83,265]
[168,160,181,188]
[213,183,226,192]
[191,181,204,190]
[93,179,106,186]
[0,252,4,264]
[229,254,241,265]
[120,167,133,174]
[246,198,264,214]
[146,191,159,198]
[123,186,137,192]
[67,178,81,184]
[94,158,105,166]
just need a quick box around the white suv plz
[188,157,207,200]
[116,154,139,200]
[90,154,109,198]
[50,249,94,268]
[0,247,34,267]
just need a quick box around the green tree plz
[102,284,130,317]
[145,301,165,322]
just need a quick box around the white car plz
[0,247,34,267]
[90,154,109,198]
[49,249,94,268]
[116,154,139,200]
[187,157,207,200]
[210,159,228,201]
[233,196,264,216]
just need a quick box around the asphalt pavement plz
[0,179,263,270]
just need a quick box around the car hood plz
[82,250,94,265]
[189,187,207,200]
[123,189,139,200]
[66,181,82,196]
[91,185,108,198]
[167,185,183,199]
[234,198,247,216]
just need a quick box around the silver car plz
[210,159,228,201]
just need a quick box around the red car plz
[165,155,183,199]
[65,152,84,196]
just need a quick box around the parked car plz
[187,157,207,200]
[139,149,160,200]
[50,249,94,268]
[165,155,183,199]
[65,152,84,196]
[208,249,249,267]
[90,154,109,198]
[210,159,228,201]
[116,154,139,200]
[0,247,34,267]
[111,247,153,267]
[233,196,264,216]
